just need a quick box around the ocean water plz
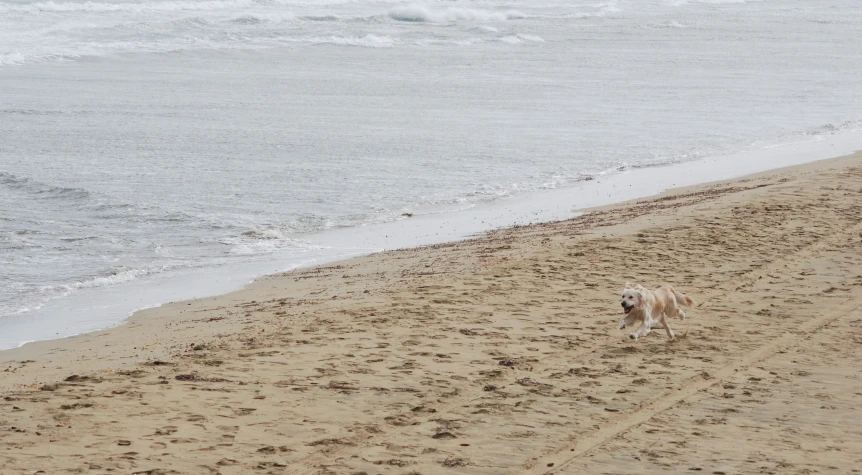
[1,0,861,349]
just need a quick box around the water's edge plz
[3,130,860,352]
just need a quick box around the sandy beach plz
[2,153,861,474]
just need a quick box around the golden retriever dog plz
[619,283,694,341]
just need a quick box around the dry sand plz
[1,153,861,475]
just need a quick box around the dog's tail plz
[672,287,694,307]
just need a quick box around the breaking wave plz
[1,0,282,14]
[215,228,318,255]
[4,264,187,318]
[0,171,92,202]
[228,12,298,24]
[72,266,174,289]
[388,5,526,23]
[499,34,545,44]
[297,34,397,48]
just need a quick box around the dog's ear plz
[624,282,632,289]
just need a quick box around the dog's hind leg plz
[660,317,675,340]
[678,308,687,320]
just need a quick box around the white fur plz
[619,283,694,341]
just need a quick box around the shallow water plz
[1,0,861,349]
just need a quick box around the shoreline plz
[1,151,861,473]
[1,150,858,365]
[2,144,861,356]
[3,128,862,351]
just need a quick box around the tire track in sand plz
[519,291,862,474]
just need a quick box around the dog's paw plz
[628,333,638,341]
[619,321,626,330]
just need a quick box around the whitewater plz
[1,0,861,349]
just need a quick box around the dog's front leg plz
[620,313,638,330]
[630,322,651,340]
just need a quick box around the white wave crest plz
[301,14,340,22]
[0,0,272,14]
[228,12,298,24]
[73,267,157,289]
[2,265,183,318]
[0,51,84,66]
[298,34,396,48]
[415,37,485,46]
[0,53,27,66]
[646,20,687,29]
[388,5,526,23]
[215,227,321,255]
[499,34,544,45]
[665,0,748,5]
[516,34,545,42]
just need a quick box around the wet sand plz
[2,153,861,474]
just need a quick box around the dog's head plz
[620,283,644,314]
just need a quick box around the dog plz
[619,283,694,341]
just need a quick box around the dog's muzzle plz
[622,303,633,314]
